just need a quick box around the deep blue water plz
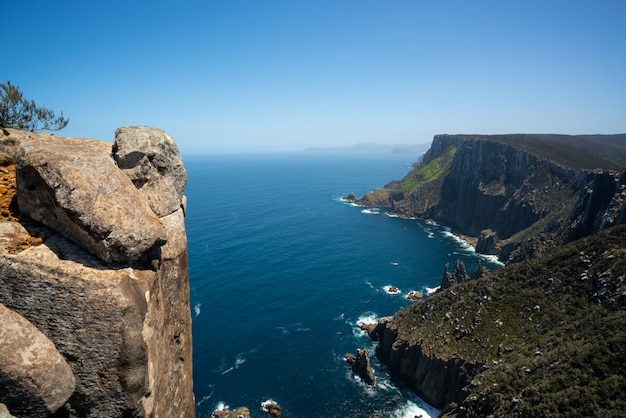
[185,153,500,418]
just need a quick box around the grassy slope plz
[392,225,626,416]
[452,134,626,171]
[400,145,456,193]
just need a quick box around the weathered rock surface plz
[440,260,470,290]
[212,406,250,418]
[114,126,187,217]
[372,225,626,416]
[0,302,75,417]
[261,400,282,417]
[0,403,16,418]
[15,133,166,263]
[0,127,194,417]
[375,317,480,409]
[357,134,626,262]
[344,349,376,386]
[406,290,423,301]
[360,316,392,342]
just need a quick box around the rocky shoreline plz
[342,134,626,416]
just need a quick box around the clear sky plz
[4,1,625,153]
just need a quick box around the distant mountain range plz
[304,142,430,154]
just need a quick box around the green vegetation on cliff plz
[389,225,626,417]
[359,187,391,207]
[451,133,626,171]
[401,145,456,193]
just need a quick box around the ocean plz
[185,153,501,418]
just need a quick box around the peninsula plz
[350,133,626,416]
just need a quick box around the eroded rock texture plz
[0,127,194,418]
[16,134,166,263]
[0,302,75,417]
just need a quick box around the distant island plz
[304,142,430,154]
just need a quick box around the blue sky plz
[4,1,625,153]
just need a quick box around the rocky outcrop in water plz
[354,134,626,415]
[344,349,376,386]
[212,406,251,418]
[0,127,194,417]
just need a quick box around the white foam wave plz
[361,208,381,215]
[425,286,440,295]
[352,312,379,337]
[386,213,418,219]
[261,399,280,412]
[215,401,228,411]
[390,398,440,418]
[219,354,247,375]
[195,388,214,407]
[193,303,201,317]
[442,230,473,250]
[440,230,505,266]
[477,253,505,266]
[356,312,378,326]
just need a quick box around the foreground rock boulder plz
[0,302,75,417]
[16,134,166,263]
[114,126,187,217]
[0,127,195,417]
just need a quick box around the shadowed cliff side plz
[0,127,194,418]
[367,225,626,416]
[351,134,626,262]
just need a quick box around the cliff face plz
[0,127,194,418]
[374,317,480,410]
[370,225,626,416]
[356,133,626,416]
[359,134,626,261]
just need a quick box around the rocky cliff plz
[354,133,626,416]
[0,127,194,417]
[353,134,626,262]
[367,225,626,416]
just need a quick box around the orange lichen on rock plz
[1,163,44,253]
[5,235,43,254]
[0,164,19,221]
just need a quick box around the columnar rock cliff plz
[355,134,626,416]
[0,127,194,417]
[367,225,626,416]
[354,134,626,262]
